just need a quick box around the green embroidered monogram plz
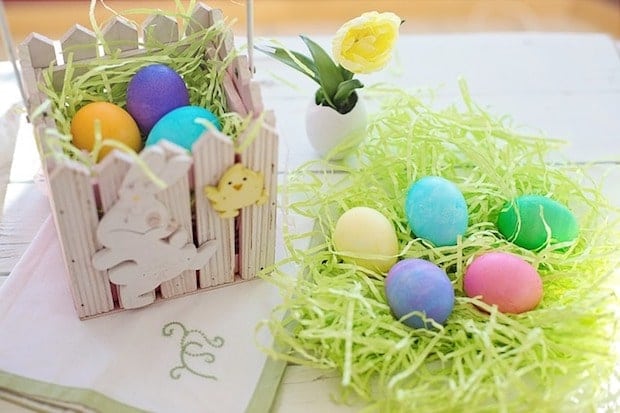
[162,321,225,381]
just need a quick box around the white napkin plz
[0,215,281,412]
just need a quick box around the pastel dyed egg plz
[385,258,455,329]
[146,106,222,151]
[405,176,468,246]
[70,101,142,161]
[332,206,399,273]
[463,252,543,314]
[126,64,190,134]
[497,195,578,250]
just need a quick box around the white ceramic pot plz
[305,98,367,160]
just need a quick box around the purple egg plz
[385,258,455,329]
[126,64,190,134]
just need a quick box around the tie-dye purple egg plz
[385,258,454,329]
[126,64,190,134]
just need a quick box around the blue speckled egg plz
[405,176,468,246]
[126,64,190,134]
[385,258,454,329]
[146,105,221,151]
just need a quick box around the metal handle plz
[0,0,27,107]
[246,0,254,75]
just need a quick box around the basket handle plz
[246,0,255,76]
[0,0,27,108]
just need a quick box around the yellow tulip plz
[332,11,401,74]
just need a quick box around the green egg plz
[497,195,578,251]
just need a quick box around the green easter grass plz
[260,81,620,412]
[37,0,249,168]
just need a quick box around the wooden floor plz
[3,0,620,49]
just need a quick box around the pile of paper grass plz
[36,0,247,167]
[261,82,620,412]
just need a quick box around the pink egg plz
[463,252,543,314]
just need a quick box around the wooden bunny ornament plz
[92,144,217,309]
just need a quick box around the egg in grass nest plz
[332,206,399,273]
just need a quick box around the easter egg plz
[70,101,142,161]
[497,195,578,250]
[405,176,468,246]
[385,258,454,329]
[146,106,222,151]
[332,206,399,273]
[126,64,190,134]
[463,252,543,314]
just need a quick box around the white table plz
[1,33,619,412]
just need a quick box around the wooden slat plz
[93,151,132,213]
[186,2,213,35]
[17,35,49,113]
[17,34,55,132]
[156,179,197,297]
[59,24,98,63]
[102,16,139,54]
[187,3,235,64]
[33,121,59,175]
[92,151,133,306]
[142,14,179,45]
[157,142,198,298]
[21,33,56,69]
[208,8,235,61]
[47,160,114,318]
[230,55,264,116]
[52,25,99,94]
[238,112,278,279]
[222,70,247,116]
[245,81,264,115]
[192,130,236,288]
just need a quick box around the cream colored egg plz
[333,206,399,273]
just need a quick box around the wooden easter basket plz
[18,3,278,319]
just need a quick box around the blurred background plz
[2,0,620,51]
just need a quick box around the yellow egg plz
[332,206,399,273]
[70,102,142,161]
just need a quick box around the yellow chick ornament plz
[205,163,268,218]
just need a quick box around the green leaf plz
[316,87,358,112]
[300,35,343,108]
[254,45,320,84]
[333,79,363,105]
[337,91,359,114]
[315,88,330,107]
[340,65,354,81]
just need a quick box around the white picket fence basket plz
[18,3,278,319]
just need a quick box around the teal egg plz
[497,195,578,250]
[146,106,221,151]
[405,176,469,246]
